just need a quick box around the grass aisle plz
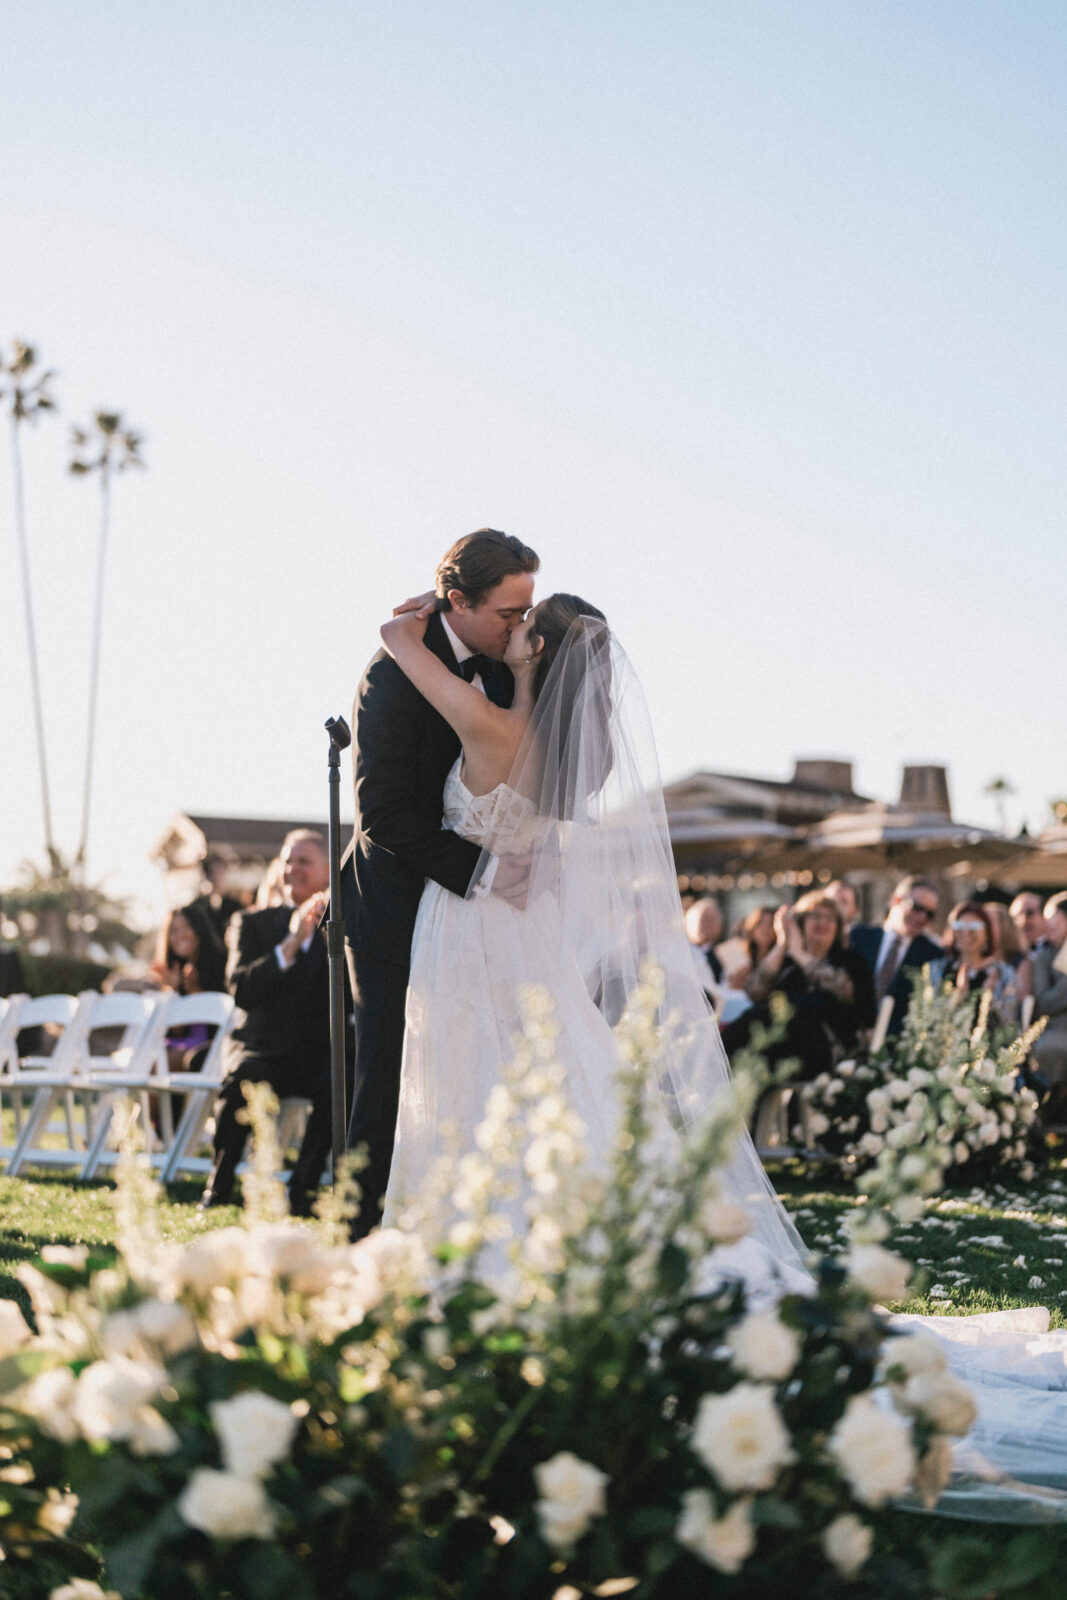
[1,1160,1066,1322]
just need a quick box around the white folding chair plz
[159,995,237,1184]
[0,993,81,1164]
[78,992,180,1178]
[7,992,159,1176]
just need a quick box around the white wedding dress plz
[384,617,1067,1520]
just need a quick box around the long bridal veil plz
[465,614,1067,1520]
[467,613,809,1284]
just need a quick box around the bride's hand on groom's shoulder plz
[392,589,439,619]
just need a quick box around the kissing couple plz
[337,526,803,1282]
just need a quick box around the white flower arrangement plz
[0,982,979,1599]
[795,977,1043,1185]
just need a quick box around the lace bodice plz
[443,759,546,853]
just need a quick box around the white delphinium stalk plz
[238,1081,290,1225]
[111,1097,165,1288]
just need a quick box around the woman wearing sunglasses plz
[931,900,1019,1028]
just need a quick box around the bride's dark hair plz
[527,593,614,811]
[529,593,607,700]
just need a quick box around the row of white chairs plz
[0,990,312,1187]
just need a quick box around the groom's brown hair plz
[435,528,540,609]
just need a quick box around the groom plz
[339,528,539,1237]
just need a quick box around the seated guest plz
[151,902,228,1069]
[152,903,227,996]
[199,830,340,1216]
[722,892,876,1082]
[1030,893,1067,1103]
[983,901,1024,969]
[736,905,778,970]
[850,874,942,1035]
[685,897,725,992]
[827,879,861,938]
[931,902,1019,1027]
[1011,892,1050,1007]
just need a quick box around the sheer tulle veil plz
[466,613,809,1280]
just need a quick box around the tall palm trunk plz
[10,410,59,875]
[76,467,111,872]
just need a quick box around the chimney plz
[899,765,951,816]
[792,759,855,794]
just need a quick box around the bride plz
[377,593,809,1287]
[377,590,1067,1518]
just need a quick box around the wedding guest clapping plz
[151,903,227,998]
[930,901,1019,1027]
[1029,893,1067,1104]
[722,892,875,1082]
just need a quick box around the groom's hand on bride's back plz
[491,852,532,910]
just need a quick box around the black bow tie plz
[459,653,495,683]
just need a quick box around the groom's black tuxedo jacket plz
[338,611,512,965]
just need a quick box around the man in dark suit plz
[339,529,540,1237]
[199,829,335,1214]
[685,897,724,991]
[850,874,942,1036]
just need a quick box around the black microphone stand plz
[324,714,351,1181]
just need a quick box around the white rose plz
[700,1198,752,1245]
[954,1142,970,1165]
[822,1512,873,1577]
[889,1078,912,1103]
[846,1244,911,1304]
[72,1358,165,1442]
[828,1393,916,1506]
[726,1311,800,1382]
[882,1331,948,1384]
[104,1299,197,1360]
[245,1223,341,1296]
[173,1229,249,1295]
[858,1132,885,1158]
[691,1383,794,1492]
[19,1366,79,1442]
[899,1372,976,1437]
[676,1489,755,1574]
[211,1391,299,1479]
[870,1111,889,1134]
[533,1451,608,1550]
[347,1228,429,1301]
[178,1467,276,1541]
[0,1298,31,1356]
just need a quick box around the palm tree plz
[69,411,145,876]
[984,775,1015,835]
[0,341,59,874]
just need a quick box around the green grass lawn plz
[2,1157,1066,1323]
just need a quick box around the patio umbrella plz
[747,803,1030,876]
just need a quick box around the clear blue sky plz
[2,1,1065,920]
